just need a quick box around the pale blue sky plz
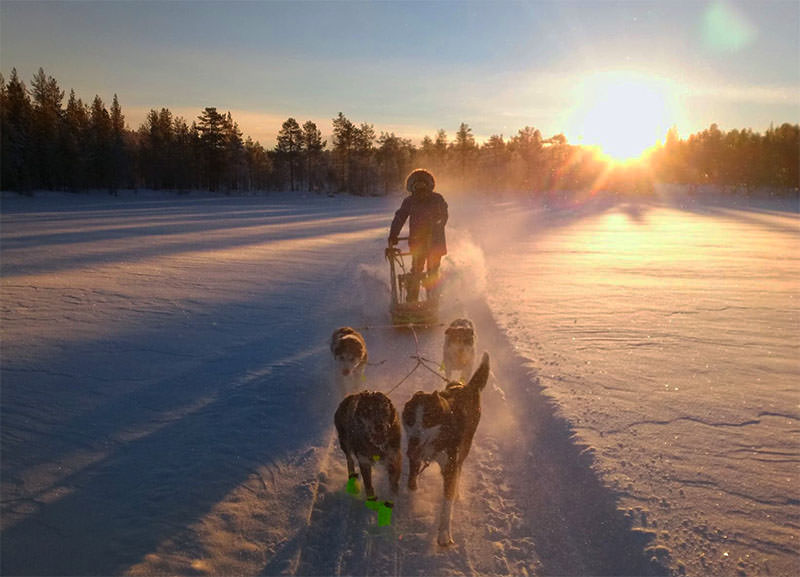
[2,0,798,152]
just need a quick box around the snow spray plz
[440,229,487,303]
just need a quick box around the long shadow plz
[2,218,387,277]
[1,196,387,576]
[0,292,337,576]
[2,205,384,249]
[672,202,799,237]
[2,198,390,277]
[455,197,668,573]
[471,299,669,576]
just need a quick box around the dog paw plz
[437,534,455,547]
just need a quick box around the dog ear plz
[467,352,490,392]
[402,391,425,427]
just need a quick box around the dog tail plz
[467,352,490,392]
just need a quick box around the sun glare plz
[570,71,676,163]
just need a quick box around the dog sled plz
[385,237,438,327]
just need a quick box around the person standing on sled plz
[388,169,448,303]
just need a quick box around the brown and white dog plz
[330,327,368,396]
[402,352,490,546]
[442,318,476,381]
[334,391,402,499]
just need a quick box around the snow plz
[1,188,797,576]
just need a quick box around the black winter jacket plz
[389,191,448,258]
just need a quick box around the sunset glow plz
[570,71,678,163]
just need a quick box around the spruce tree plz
[1,69,34,192]
[30,68,64,189]
[196,107,227,191]
[275,117,304,191]
[302,120,325,192]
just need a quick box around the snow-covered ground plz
[1,188,797,576]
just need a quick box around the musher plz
[388,169,448,302]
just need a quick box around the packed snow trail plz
[2,192,667,576]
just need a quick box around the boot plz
[406,275,420,302]
[423,270,441,304]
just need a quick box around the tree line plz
[2,68,798,196]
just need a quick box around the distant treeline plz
[2,68,798,196]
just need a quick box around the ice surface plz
[1,188,797,576]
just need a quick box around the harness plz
[382,325,450,396]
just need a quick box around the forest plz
[2,68,798,196]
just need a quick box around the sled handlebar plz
[386,236,411,258]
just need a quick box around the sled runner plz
[385,237,438,327]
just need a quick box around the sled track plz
[292,430,474,577]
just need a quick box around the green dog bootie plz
[346,474,360,495]
[378,501,394,526]
[365,496,381,511]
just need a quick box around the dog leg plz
[438,499,455,547]
[358,457,376,499]
[407,444,422,491]
[387,450,402,495]
[437,459,460,546]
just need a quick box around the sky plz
[1,0,798,159]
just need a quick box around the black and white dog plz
[402,352,490,546]
[442,318,476,381]
[330,326,368,396]
[335,391,402,499]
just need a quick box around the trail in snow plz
[283,224,665,577]
[8,190,790,576]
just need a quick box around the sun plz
[570,71,676,162]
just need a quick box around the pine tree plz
[353,122,375,195]
[509,126,544,191]
[332,112,356,192]
[196,107,227,191]
[1,69,34,192]
[109,94,127,193]
[30,68,64,189]
[139,108,174,189]
[452,122,477,190]
[89,95,112,191]
[172,116,198,191]
[433,129,448,175]
[482,134,508,192]
[377,132,413,195]
[275,117,303,191]
[244,137,272,191]
[61,90,90,191]
[224,112,245,191]
[302,120,325,192]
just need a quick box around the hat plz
[406,169,435,193]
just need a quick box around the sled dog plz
[330,326,368,396]
[334,391,402,499]
[442,318,476,381]
[402,352,490,546]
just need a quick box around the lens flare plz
[569,70,678,163]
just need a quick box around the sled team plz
[330,168,487,546]
[330,319,487,547]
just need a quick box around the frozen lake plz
[466,191,799,576]
[1,189,797,576]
